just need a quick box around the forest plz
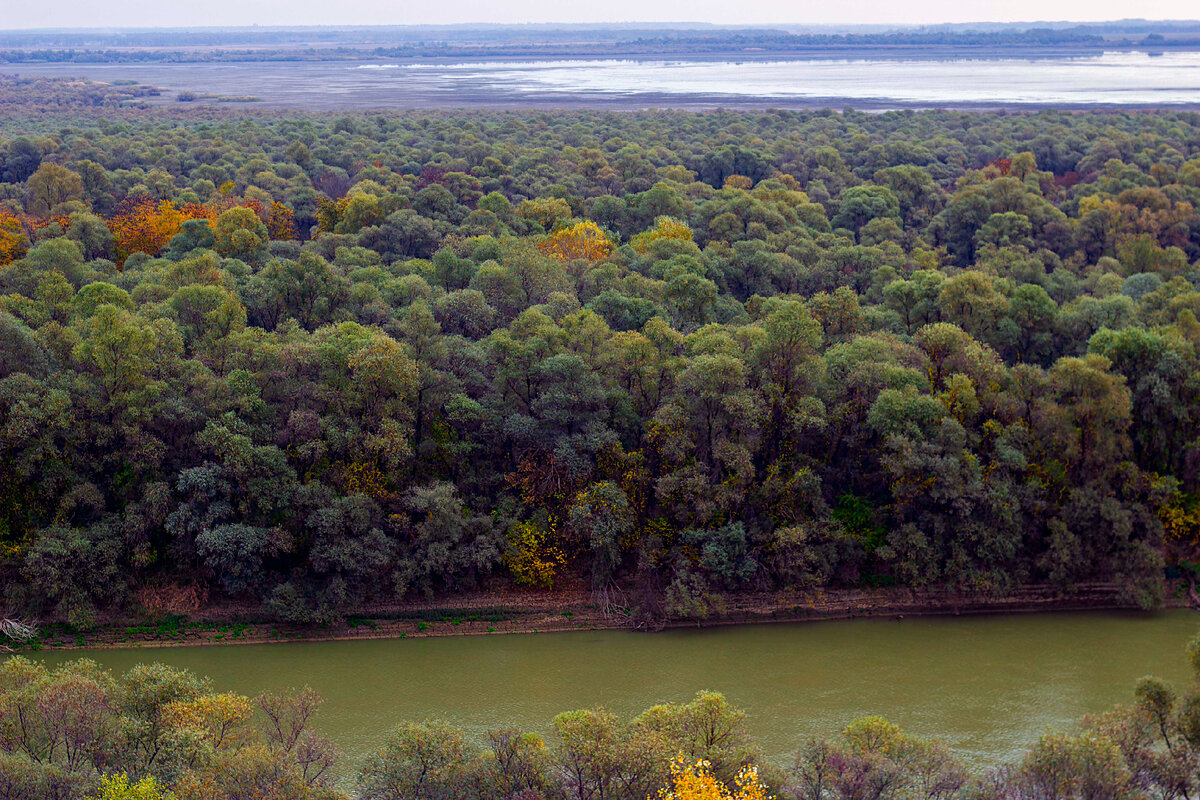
[2,75,1200,631]
[5,636,1200,799]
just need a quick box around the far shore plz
[6,582,1187,653]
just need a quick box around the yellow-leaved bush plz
[659,758,771,800]
[90,774,174,800]
[505,519,566,588]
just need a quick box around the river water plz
[6,51,1200,108]
[15,610,1199,772]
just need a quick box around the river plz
[14,610,1199,773]
[6,51,1200,109]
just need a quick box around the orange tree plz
[0,207,28,266]
[107,196,192,264]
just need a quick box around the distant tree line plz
[15,26,1200,65]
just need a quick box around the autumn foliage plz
[631,215,694,254]
[0,207,28,266]
[108,196,193,264]
[104,195,296,265]
[0,206,71,266]
[267,200,298,240]
[659,759,771,800]
[538,220,614,262]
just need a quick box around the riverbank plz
[9,581,1184,652]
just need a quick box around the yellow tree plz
[631,216,693,254]
[538,220,614,263]
[0,207,28,265]
[659,758,771,800]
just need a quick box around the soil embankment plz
[12,582,1184,651]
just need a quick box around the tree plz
[91,774,174,800]
[792,717,967,800]
[658,759,769,800]
[1089,326,1199,477]
[164,219,215,260]
[1001,732,1136,800]
[480,728,557,800]
[540,221,615,263]
[1042,354,1132,474]
[635,692,757,784]
[937,271,1008,345]
[567,482,634,584]
[359,210,442,260]
[0,208,27,266]
[2,137,42,183]
[67,212,116,261]
[975,211,1033,250]
[108,198,189,263]
[357,721,474,800]
[395,482,503,597]
[553,707,672,800]
[26,163,84,217]
[631,216,694,254]
[212,207,268,262]
[518,197,572,230]
[832,185,901,239]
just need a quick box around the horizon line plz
[3,18,1200,34]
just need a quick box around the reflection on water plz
[391,52,1200,104]
[7,51,1200,107]
[14,611,1200,771]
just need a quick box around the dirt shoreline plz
[10,582,1187,653]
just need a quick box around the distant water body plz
[7,51,1200,108]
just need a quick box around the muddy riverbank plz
[9,581,1179,652]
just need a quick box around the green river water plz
[15,610,1200,773]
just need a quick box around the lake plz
[6,51,1200,109]
[14,610,1200,774]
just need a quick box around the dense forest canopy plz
[2,77,1200,628]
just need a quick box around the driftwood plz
[593,581,634,625]
[0,617,39,651]
[1188,574,1200,611]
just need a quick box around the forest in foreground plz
[2,75,1200,630]
[5,636,1200,799]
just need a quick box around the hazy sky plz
[5,0,1200,30]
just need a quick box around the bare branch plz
[1,617,40,651]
